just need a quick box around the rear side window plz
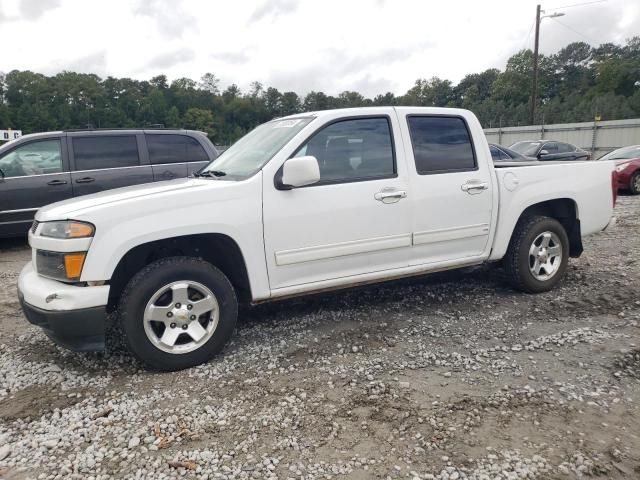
[146,134,209,164]
[73,136,139,170]
[490,145,510,161]
[557,143,574,153]
[408,116,476,174]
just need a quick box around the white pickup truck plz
[18,107,617,371]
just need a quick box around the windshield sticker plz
[273,119,302,128]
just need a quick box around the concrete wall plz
[484,118,640,158]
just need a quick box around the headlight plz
[40,221,95,239]
[36,250,87,281]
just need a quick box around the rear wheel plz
[504,216,569,293]
[118,256,237,371]
[630,172,640,195]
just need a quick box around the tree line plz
[0,38,639,145]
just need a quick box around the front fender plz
[77,175,270,300]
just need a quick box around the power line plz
[521,19,536,51]
[547,0,607,11]
[549,16,599,45]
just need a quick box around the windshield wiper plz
[194,170,227,178]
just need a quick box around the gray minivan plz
[0,129,218,237]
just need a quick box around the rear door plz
[69,133,153,196]
[397,110,494,266]
[0,137,72,235]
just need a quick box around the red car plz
[600,145,640,194]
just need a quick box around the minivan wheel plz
[504,216,569,293]
[118,256,237,371]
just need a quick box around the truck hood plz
[36,178,224,221]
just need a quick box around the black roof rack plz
[62,125,186,132]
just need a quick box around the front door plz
[263,113,412,291]
[0,138,72,236]
[396,110,495,266]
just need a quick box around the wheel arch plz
[490,197,582,262]
[514,198,582,258]
[106,233,252,312]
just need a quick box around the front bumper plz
[18,261,110,352]
[19,293,107,351]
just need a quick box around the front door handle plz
[461,181,489,194]
[47,179,68,186]
[374,188,407,204]
[75,177,95,184]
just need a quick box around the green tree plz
[165,106,181,128]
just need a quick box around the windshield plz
[598,145,640,161]
[200,117,314,179]
[510,141,542,157]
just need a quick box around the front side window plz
[542,142,559,154]
[73,136,139,170]
[408,116,476,174]
[147,134,209,164]
[294,117,395,184]
[0,139,62,178]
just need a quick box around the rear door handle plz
[75,177,95,184]
[461,181,489,194]
[374,188,407,204]
[47,179,68,186]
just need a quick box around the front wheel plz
[504,216,569,293]
[118,256,237,371]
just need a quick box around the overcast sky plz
[0,0,638,97]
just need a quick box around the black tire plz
[504,216,569,293]
[118,256,237,371]
[630,172,640,195]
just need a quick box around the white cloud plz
[0,0,637,96]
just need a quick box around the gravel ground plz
[0,196,638,480]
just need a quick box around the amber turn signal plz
[68,222,95,238]
[64,253,86,280]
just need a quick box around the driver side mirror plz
[277,156,320,189]
[537,149,549,159]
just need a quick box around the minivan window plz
[146,134,209,164]
[0,139,62,178]
[408,116,476,174]
[73,136,139,171]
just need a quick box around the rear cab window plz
[146,134,209,164]
[72,136,139,170]
[407,116,477,174]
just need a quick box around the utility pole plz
[529,6,564,125]
[530,4,541,126]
